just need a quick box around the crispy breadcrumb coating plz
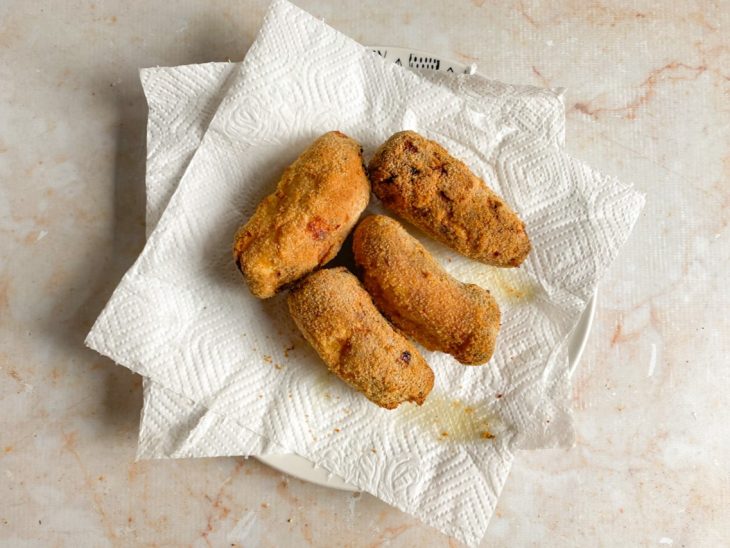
[353,215,500,365]
[233,131,370,298]
[368,131,530,267]
[287,267,434,409]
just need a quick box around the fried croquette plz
[368,131,531,267]
[287,267,434,409]
[353,215,501,365]
[233,131,370,298]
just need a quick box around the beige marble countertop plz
[2,1,729,546]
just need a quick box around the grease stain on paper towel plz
[465,266,537,303]
[398,395,503,442]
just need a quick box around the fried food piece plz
[287,267,434,409]
[368,130,530,267]
[233,131,370,298]
[353,215,500,365]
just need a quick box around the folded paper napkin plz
[137,61,569,460]
[87,1,644,544]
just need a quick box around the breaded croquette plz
[353,215,500,365]
[287,267,434,409]
[368,131,531,267]
[233,131,370,298]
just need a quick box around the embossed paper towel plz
[137,60,569,459]
[87,0,644,544]
[137,61,280,458]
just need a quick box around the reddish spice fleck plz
[404,140,418,153]
[317,244,335,266]
[340,339,353,357]
[306,217,330,241]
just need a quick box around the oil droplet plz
[459,264,536,303]
[397,394,502,442]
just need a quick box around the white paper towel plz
[137,58,569,460]
[88,1,644,544]
[137,61,278,459]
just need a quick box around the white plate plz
[258,47,596,492]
